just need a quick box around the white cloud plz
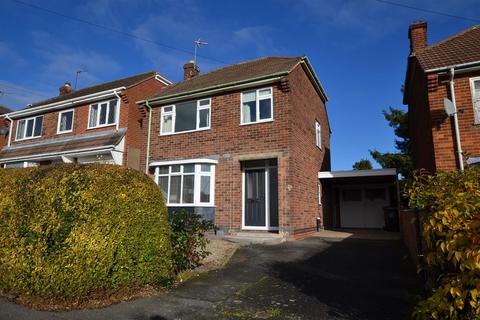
[232,26,280,56]
[0,80,52,110]
[0,42,27,66]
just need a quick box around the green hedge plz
[407,167,480,319]
[0,164,173,299]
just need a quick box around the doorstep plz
[222,231,285,246]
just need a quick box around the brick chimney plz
[408,20,427,54]
[59,82,74,95]
[183,60,200,80]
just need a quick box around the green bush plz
[407,167,480,319]
[0,164,173,300]
[168,210,213,273]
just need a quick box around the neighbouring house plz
[139,57,331,238]
[0,72,171,169]
[404,20,480,172]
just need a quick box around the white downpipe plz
[449,68,464,171]
[114,90,122,130]
[5,114,13,147]
[145,100,153,174]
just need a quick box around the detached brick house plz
[139,56,331,237]
[404,21,480,172]
[0,72,171,168]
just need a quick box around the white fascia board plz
[149,158,219,167]
[425,60,480,73]
[3,87,126,119]
[318,168,397,179]
[155,74,173,85]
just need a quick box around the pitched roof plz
[416,25,480,71]
[27,71,163,109]
[148,56,304,101]
[0,105,11,114]
[0,129,125,161]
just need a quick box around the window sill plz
[57,130,73,135]
[87,123,117,130]
[159,127,211,136]
[166,204,215,207]
[15,135,42,142]
[240,119,274,126]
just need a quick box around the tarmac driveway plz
[0,236,421,320]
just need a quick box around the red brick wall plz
[147,64,330,236]
[286,64,331,233]
[406,60,436,173]
[122,78,168,170]
[427,70,480,171]
[0,117,8,148]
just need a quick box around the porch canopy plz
[319,168,399,230]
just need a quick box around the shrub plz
[0,164,173,300]
[407,167,480,319]
[168,210,213,273]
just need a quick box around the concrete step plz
[222,232,284,246]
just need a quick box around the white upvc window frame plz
[315,121,322,149]
[155,162,215,207]
[160,98,211,136]
[15,115,43,141]
[240,87,273,125]
[57,109,75,134]
[87,98,119,129]
[469,76,480,124]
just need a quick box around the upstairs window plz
[16,116,43,140]
[57,109,74,133]
[160,98,211,135]
[241,87,273,124]
[88,99,118,129]
[315,121,322,149]
[472,78,480,124]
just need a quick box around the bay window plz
[16,116,43,140]
[88,99,118,128]
[160,98,211,135]
[155,162,215,206]
[241,87,273,124]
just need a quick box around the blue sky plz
[0,0,478,169]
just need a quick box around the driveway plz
[0,236,421,320]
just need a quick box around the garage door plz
[339,186,389,228]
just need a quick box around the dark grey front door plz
[245,169,266,227]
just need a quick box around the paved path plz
[0,237,421,320]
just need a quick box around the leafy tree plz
[370,107,412,178]
[352,159,373,170]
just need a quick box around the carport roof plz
[318,168,397,179]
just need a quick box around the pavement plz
[0,235,421,320]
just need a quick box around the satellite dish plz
[444,98,456,116]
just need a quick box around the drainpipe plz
[449,68,464,171]
[114,90,122,130]
[5,114,13,147]
[144,100,153,174]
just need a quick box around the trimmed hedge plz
[407,167,480,319]
[0,164,173,299]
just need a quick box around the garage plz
[319,169,399,230]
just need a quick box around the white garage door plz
[339,185,389,229]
